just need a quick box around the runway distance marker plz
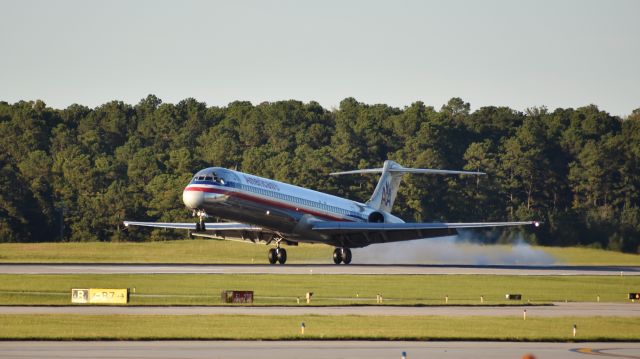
[71,288,128,304]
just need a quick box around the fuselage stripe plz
[184,186,355,222]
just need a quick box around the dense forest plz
[0,96,639,252]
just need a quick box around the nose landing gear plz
[193,210,207,231]
[333,247,352,264]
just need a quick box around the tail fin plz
[330,160,485,213]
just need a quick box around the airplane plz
[124,160,539,264]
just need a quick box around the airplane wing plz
[311,221,539,248]
[123,221,263,231]
[123,221,275,243]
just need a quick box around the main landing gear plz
[268,247,287,264]
[268,237,287,265]
[333,247,352,264]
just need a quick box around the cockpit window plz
[191,172,225,185]
[211,172,225,184]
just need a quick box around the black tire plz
[333,248,342,264]
[268,248,277,264]
[342,248,352,264]
[277,248,287,264]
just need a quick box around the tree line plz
[0,95,639,252]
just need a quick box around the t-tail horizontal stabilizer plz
[330,160,485,213]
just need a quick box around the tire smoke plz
[352,232,555,265]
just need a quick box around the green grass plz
[0,240,638,265]
[0,240,332,264]
[0,314,637,341]
[0,274,638,305]
[541,246,640,266]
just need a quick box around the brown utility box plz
[221,290,254,303]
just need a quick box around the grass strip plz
[0,241,331,264]
[1,240,638,265]
[0,314,638,341]
[0,274,638,305]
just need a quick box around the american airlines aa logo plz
[380,181,392,207]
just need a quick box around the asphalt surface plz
[0,341,638,359]
[1,302,638,317]
[1,263,639,275]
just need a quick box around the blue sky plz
[1,0,638,116]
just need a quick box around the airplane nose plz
[183,189,204,209]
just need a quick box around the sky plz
[1,0,639,116]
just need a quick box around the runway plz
[1,263,639,275]
[0,341,638,359]
[1,302,638,317]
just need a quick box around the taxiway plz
[1,263,638,275]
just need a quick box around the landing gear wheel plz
[333,248,342,264]
[276,248,287,264]
[333,248,352,264]
[268,248,277,264]
[342,248,352,264]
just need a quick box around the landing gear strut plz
[194,210,207,232]
[333,247,352,264]
[268,245,287,265]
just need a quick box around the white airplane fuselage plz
[182,167,404,243]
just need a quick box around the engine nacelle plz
[368,211,385,223]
